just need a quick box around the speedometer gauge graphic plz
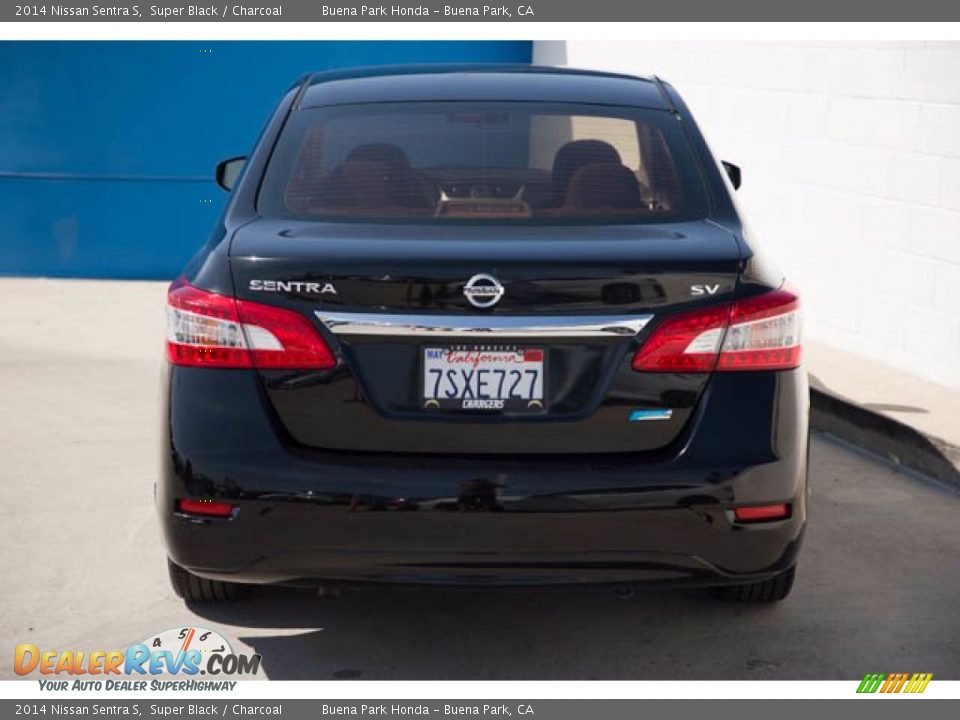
[142,626,233,660]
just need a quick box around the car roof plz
[297,64,670,110]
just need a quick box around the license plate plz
[422,346,545,413]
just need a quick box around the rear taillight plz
[632,288,801,372]
[166,278,335,370]
[716,289,801,371]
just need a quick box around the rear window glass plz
[258,102,710,224]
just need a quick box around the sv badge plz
[690,284,720,296]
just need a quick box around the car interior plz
[283,123,687,220]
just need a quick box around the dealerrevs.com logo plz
[14,627,261,691]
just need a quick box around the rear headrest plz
[564,163,643,210]
[552,140,622,194]
[335,160,395,207]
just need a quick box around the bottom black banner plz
[3,699,958,720]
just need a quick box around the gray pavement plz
[1,279,959,680]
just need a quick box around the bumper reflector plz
[734,503,790,523]
[176,499,235,518]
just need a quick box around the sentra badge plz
[249,279,337,295]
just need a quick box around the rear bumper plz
[159,366,809,587]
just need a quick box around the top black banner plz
[7,0,960,22]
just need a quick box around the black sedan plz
[160,65,807,604]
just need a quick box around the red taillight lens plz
[235,298,336,370]
[176,499,235,518]
[733,503,791,522]
[631,303,730,371]
[632,288,801,373]
[166,278,335,370]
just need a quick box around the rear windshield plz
[258,102,710,224]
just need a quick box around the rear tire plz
[718,565,795,603]
[167,558,244,603]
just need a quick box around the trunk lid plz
[229,219,741,455]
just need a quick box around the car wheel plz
[718,565,795,603]
[167,558,244,603]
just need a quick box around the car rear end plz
[159,68,808,599]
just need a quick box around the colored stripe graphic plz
[857,672,932,694]
[907,674,933,693]
[857,673,885,693]
[890,673,909,693]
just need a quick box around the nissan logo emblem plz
[462,273,504,309]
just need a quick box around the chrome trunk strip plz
[315,311,654,338]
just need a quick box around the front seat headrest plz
[345,143,413,173]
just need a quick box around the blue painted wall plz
[0,41,532,279]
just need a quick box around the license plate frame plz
[421,344,547,414]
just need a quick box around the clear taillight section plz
[166,280,250,367]
[166,278,335,370]
[632,288,801,373]
[718,289,801,371]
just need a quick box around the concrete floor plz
[806,340,960,461]
[1,278,959,680]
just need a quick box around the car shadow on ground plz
[188,583,775,680]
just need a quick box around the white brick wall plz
[535,41,960,389]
